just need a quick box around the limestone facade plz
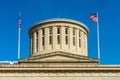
[0,63,120,80]
[0,18,120,80]
[29,18,88,56]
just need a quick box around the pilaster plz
[69,27,72,50]
[53,26,57,49]
[61,26,65,49]
[39,29,42,51]
[38,30,41,52]
[45,28,49,50]
[30,34,33,55]
[76,29,79,51]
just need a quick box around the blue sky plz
[0,0,120,64]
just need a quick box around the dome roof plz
[29,18,89,34]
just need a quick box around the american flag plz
[18,14,21,30]
[90,13,98,22]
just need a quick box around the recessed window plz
[57,27,60,34]
[73,28,75,35]
[73,28,76,46]
[49,27,52,34]
[57,35,60,44]
[49,27,52,45]
[65,27,68,34]
[42,28,45,46]
[65,27,68,45]
[65,36,68,44]
[57,26,61,44]
[36,31,38,52]
[42,37,45,46]
[73,37,75,46]
[79,31,81,37]
[42,28,45,36]
[79,31,81,47]
[79,39,81,47]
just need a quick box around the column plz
[33,32,36,53]
[38,30,41,53]
[53,26,57,49]
[81,31,84,55]
[61,26,65,49]
[39,29,42,51]
[76,29,79,52]
[83,32,86,56]
[69,27,72,50]
[45,27,49,50]
[30,34,33,55]
[85,33,88,56]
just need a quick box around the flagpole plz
[18,27,20,60]
[18,12,21,60]
[97,12,100,61]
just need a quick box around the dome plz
[28,18,89,57]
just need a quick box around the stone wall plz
[0,72,120,80]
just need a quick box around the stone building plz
[0,18,120,80]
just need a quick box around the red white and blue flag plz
[90,13,98,22]
[18,14,21,30]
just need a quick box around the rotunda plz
[29,18,89,57]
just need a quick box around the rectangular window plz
[65,27,68,34]
[73,28,75,46]
[65,27,68,45]
[57,27,61,44]
[42,28,45,36]
[42,28,45,46]
[49,27,52,45]
[57,35,60,44]
[79,31,81,37]
[73,37,75,46]
[42,37,45,46]
[36,39,38,51]
[36,31,38,52]
[65,36,68,44]
[73,28,75,35]
[49,27,52,34]
[79,38,81,47]
[49,36,52,44]
[57,27,60,34]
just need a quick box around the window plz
[57,27,60,34]
[42,28,45,46]
[57,26,61,44]
[65,36,68,44]
[49,27,52,44]
[65,27,68,34]
[65,27,68,45]
[73,37,75,46]
[57,35,60,44]
[73,28,75,35]
[42,28,45,36]
[49,27,52,34]
[73,28,76,46]
[42,37,44,46]
[36,31,38,52]
[79,31,81,47]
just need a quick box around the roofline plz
[28,18,89,35]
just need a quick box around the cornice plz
[28,18,89,35]
[19,51,99,63]
[0,67,120,73]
